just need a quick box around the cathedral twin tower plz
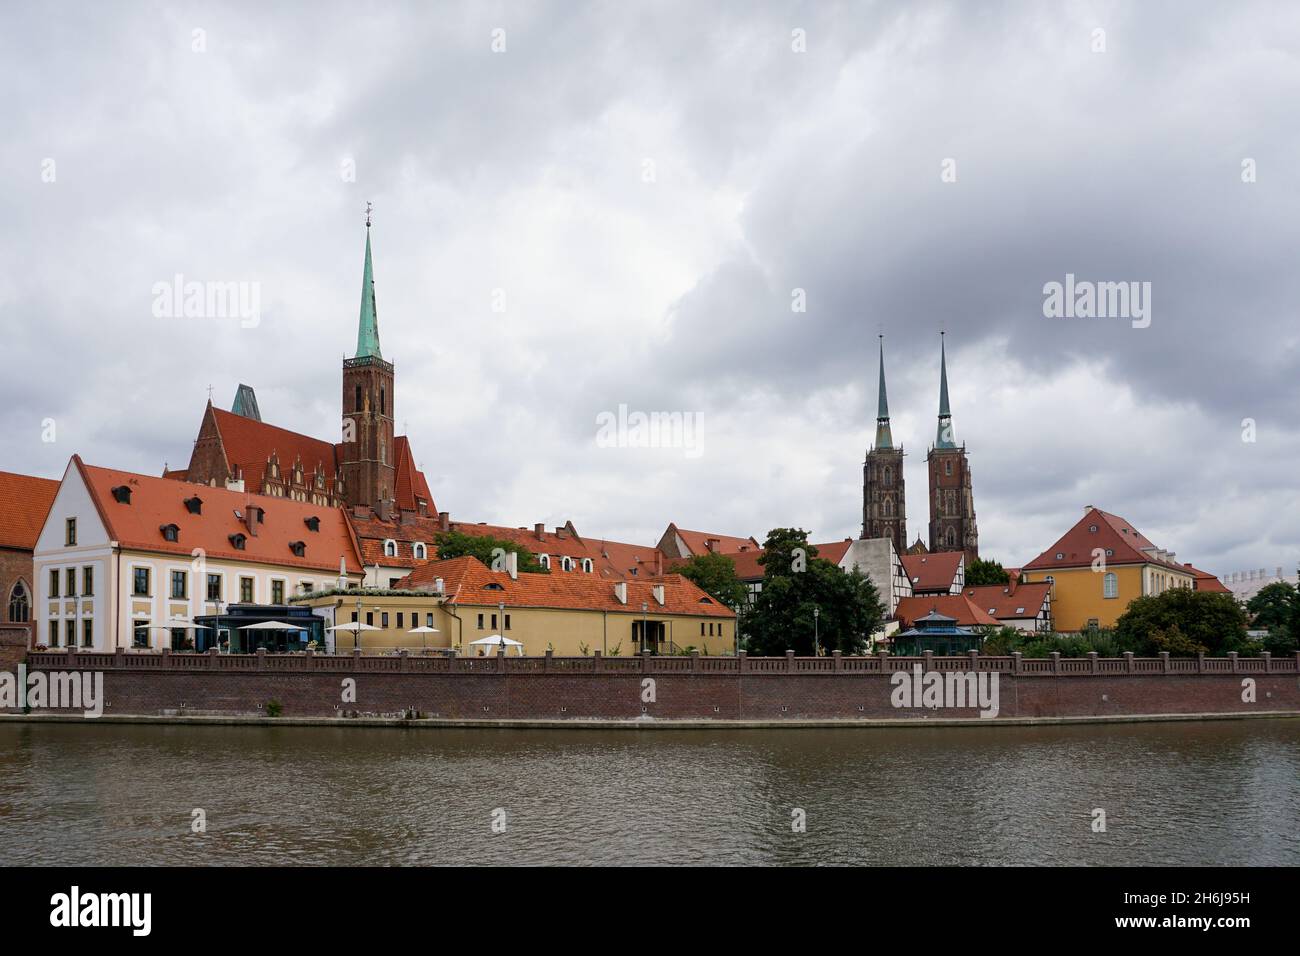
[861,334,979,563]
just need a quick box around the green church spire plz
[874,335,894,449]
[935,331,956,448]
[355,205,382,360]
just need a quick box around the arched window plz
[883,467,892,487]
[945,527,957,548]
[380,387,386,415]
[561,556,573,572]
[539,554,550,570]
[8,581,29,623]
[1103,572,1118,599]
[355,385,362,411]
[582,558,593,573]
[384,540,397,558]
[413,543,427,560]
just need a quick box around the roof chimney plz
[654,550,663,576]
[614,582,627,604]
[555,526,567,539]
[535,522,545,540]
[377,499,391,522]
[438,511,450,532]
[244,505,260,536]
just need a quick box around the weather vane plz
[365,201,373,227]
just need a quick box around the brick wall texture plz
[9,651,1300,722]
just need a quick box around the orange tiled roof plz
[669,525,761,556]
[1023,507,1191,573]
[0,471,60,551]
[811,540,854,566]
[393,436,435,514]
[396,556,735,617]
[961,582,1052,620]
[74,456,363,575]
[346,509,443,568]
[210,407,340,495]
[896,595,999,628]
[900,551,964,592]
[1183,563,1231,593]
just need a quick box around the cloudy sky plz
[2,1,1297,576]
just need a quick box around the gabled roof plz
[208,406,340,495]
[1183,564,1231,593]
[811,540,854,566]
[900,551,964,591]
[666,524,761,557]
[396,556,734,618]
[1023,507,1190,573]
[0,471,60,551]
[895,595,998,628]
[962,582,1052,619]
[72,456,363,575]
[393,436,434,514]
[345,509,443,568]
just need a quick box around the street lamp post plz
[813,606,820,657]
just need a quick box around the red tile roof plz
[961,582,1052,620]
[668,525,761,556]
[900,551,964,592]
[895,595,999,628]
[811,540,854,566]
[1183,564,1231,593]
[210,407,340,495]
[74,456,363,575]
[396,556,734,617]
[1023,507,1190,573]
[0,471,60,551]
[393,436,435,514]
[346,510,443,568]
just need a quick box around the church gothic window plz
[8,581,29,623]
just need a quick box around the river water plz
[1,719,1296,865]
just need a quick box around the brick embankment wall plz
[8,649,1300,723]
[0,626,30,673]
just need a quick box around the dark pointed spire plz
[355,203,382,360]
[935,331,956,448]
[874,335,893,449]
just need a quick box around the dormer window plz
[229,533,247,551]
[111,485,132,504]
[256,509,265,524]
[539,554,550,570]
[289,541,306,558]
[413,542,427,560]
[383,540,397,558]
[1088,524,1098,533]
[304,516,320,532]
[561,556,573,572]
[184,496,203,515]
[699,597,714,604]
[582,558,593,573]
[484,582,505,590]
[160,523,180,542]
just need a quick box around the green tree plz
[965,558,1010,586]
[432,530,550,574]
[674,551,748,611]
[745,528,884,656]
[1114,589,1249,656]
[1247,581,1297,628]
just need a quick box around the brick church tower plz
[340,212,396,512]
[927,333,978,562]
[862,336,907,554]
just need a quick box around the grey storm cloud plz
[0,0,1297,576]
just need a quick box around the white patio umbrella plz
[469,634,525,656]
[326,619,380,653]
[406,624,440,651]
[237,621,303,630]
